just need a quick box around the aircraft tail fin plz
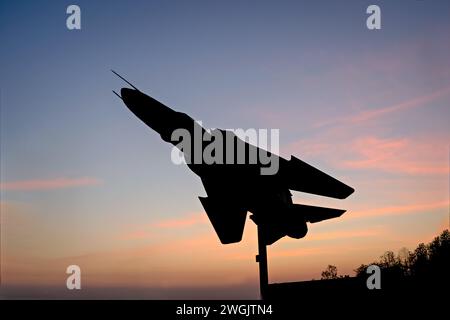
[291,203,346,223]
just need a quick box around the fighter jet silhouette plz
[113,71,354,246]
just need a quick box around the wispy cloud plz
[341,136,449,175]
[306,227,384,241]
[349,200,449,219]
[284,133,449,176]
[315,86,450,128]
[0,177,102,191]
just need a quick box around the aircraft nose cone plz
[120,88,144,114]
[120,88,139,103]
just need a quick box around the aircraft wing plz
[199,196,247,244]
[280,156,354,199]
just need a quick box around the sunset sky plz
[1,0,449,299]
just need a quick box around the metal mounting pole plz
[256,225,269,299]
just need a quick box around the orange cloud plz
[306,227,384,241]
[349,200,449,219]
[316,85,450,127]
[120,213,209,240]
[0,177,101,191]
[228,227,387,260]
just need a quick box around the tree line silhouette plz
[321,229,450,286]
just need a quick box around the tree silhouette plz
[354,229,450,285]
[321,265,338,280]
[267,229,448,300]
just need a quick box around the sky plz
[0,0,449,299]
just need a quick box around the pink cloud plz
[0,177,101,191]
[341,136,449,175]
[349,200,449,219]
[306,227,385,241]
[284,132,449,176]
[315,86,450,128]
